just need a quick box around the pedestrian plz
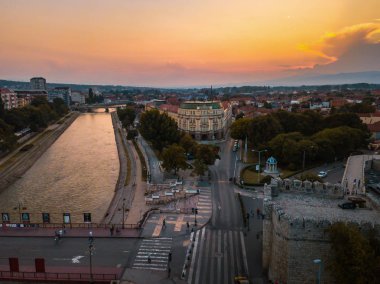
[186,221,190,231]
[110,225,114,236]
[148,254,151,263]
[163,218,166,228]
[358,179,361,188]
[257,208,260,219]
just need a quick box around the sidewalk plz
[0,226,141,238]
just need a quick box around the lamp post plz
[252,149,267,183]
[122,198,126,229]
[313,258,322,284]
[88,232,94,283]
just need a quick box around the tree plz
[328,222,379,283]
[161,144,187,174]
[52,98,68,116]
[139,109,180,151]
[192,159,208,177]
[230,118,251,140]
[126,129,138,140]
[235,112,245,120]
[248,115,283,147]
[0,119,17,152]
[195,144,217,165]
[0,97,4,118]
[179,133,197,156]
[117,107,136,128]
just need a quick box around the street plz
[0,237,139,270]
[186,138,263,284]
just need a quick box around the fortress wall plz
[263,200,380,284]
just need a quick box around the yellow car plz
[234,275,249,284]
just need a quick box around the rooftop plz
[180,101,221,110]
[270,193,380,224]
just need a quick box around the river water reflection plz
[0,112,119,223]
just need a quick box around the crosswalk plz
[187,227,249,284]
[196,188,212,217]
[132,237,172,271]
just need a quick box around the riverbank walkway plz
[0,226,141,238]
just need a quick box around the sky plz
[0,0,380,87]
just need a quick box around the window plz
[42,213,50,223]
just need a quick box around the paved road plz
[187,139,253,284]
[0,237,139,270]
[138,136,164,184]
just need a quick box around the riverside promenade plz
[0,226,140,238]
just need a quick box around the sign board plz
[256,164,260,171]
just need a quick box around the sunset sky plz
[1,0,380,87]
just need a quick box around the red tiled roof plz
[0,88,13,94]
[358,112,380,118]
[368,121,380,133]
[159,104,179,113]
[221,101,230,110]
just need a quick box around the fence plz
[0,271,117,282]
[0,222,139,229]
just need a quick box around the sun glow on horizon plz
[1,0,380,86]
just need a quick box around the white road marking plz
[240,231,249,275]
[187,229,201,284]
[71,255,84,264]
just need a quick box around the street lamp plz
[313,259,322,284]
[122,198,126,229]
[252,149,267,183]
[88,231,94,283]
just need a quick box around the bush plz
[298,172,323,182]
[260,175,272,184]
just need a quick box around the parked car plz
[317,171,328,178]
[338,202,356,209]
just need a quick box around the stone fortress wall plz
[263,178,380,284]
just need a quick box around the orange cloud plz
[300,22,380,66]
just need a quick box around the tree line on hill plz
[230,110,370,169]
[0,97,68,152]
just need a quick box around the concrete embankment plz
[0,112,80,193]
[102,112,129,224]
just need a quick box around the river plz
[0,112,119,224]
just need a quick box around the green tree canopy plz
[195,144,218,165]
[0,119,17,152]
[139,109,180,151]
[230,118,251,140]
[117,107,136,128]
[179,133,197,155]
[328,222,379,284]
[161,144,187,174]
[192,159,208,177]
[247,115,283,147]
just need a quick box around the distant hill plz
[265,71,380,87]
